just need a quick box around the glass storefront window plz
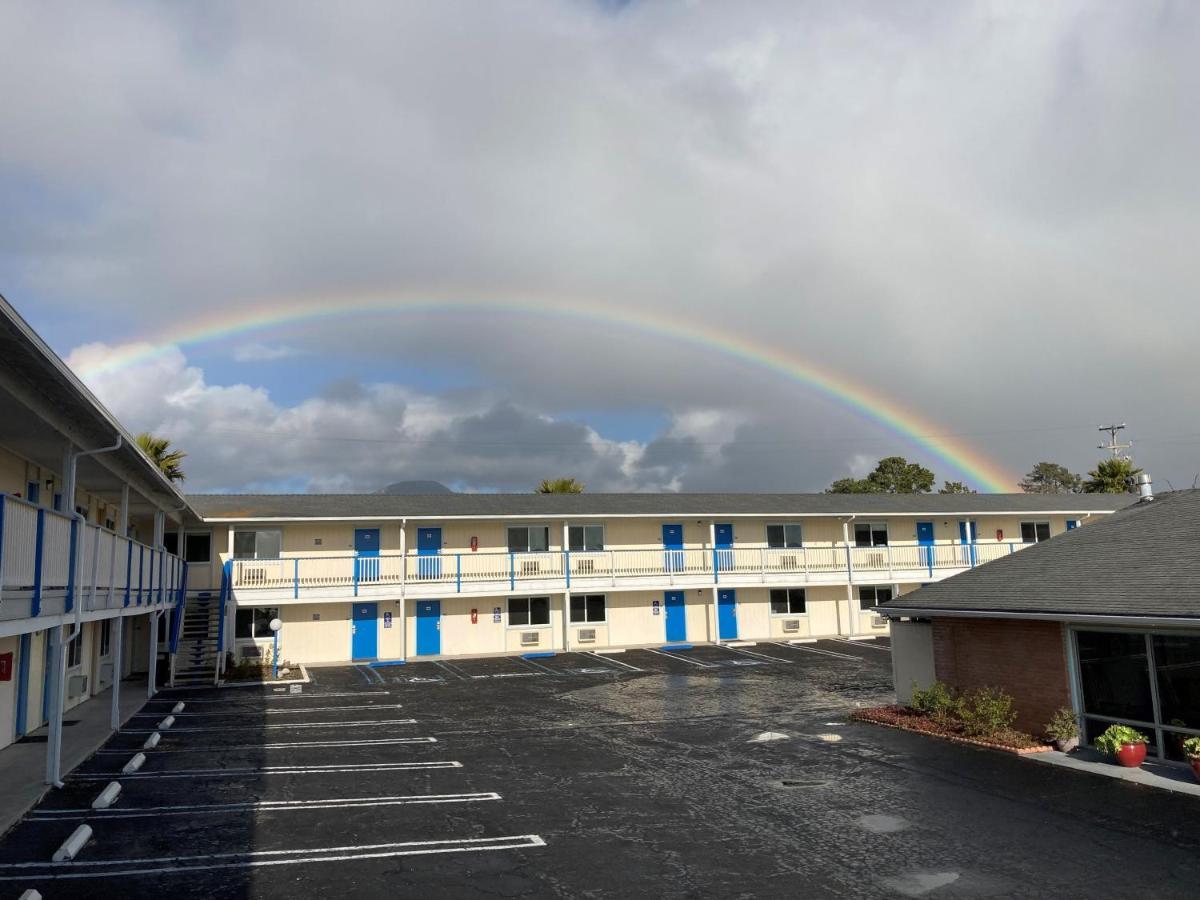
[1152,634,1200,731]
[1076,630,1155,723]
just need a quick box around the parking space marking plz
[95,737,437,754]
[515,656,559,675]
[130,703,406,717]
[154,692,390,702]
[646,647,717,668]
[72,761,463,781]
[828,638,891,652]
[355,665,386,684]
[586,651,642,672]
[765,641,860,661]
[28,792,502,821]
[719,645,795,664]
[432,660,471,681]
[0,834,548,880]
[119,718,419,733]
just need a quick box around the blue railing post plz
[137,545,144,605]
[123,541,133,607]
[564,550,571,589]
[353,556,359,597]
[32,508,45,617]
[216,560,231,670]
[509,552,515,590]
[712,548,720,584]
[456,554,462,593]
[169,562,187,654]
[293,557,300,599]
[65,517,78,612]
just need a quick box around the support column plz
[398,520,407,659]
[708,521,719,643]
[45,623,68,785]
[561,521,571,652]
[147,611,159,698]
[840,519,855,637]
[110,615,125,730]
[118,484,130,536]
[562,592,571,652]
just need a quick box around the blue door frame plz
[916,521,935,576]
[957,520,978,566]
[417,528,442,579]
[351,602,378,660]
[714,523,733,573]
[354,528,380,583]
[663,591,686,643]
[662,523,684,572]
[717,590,737,640]
[416,600,441,656]
[14,633,31,737]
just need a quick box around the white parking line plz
[0,834,547,880]
[94,737,437,754]
[586,651,642,672]
[766,641,860,661]
[646,647,717,668]
[72,761,463,781]
[28,792,501,821]
[432,660,471,681]
[130,704,406,717]
[355,665,386,685]
[153,692,390,702]
[719,645,795,664]
[515,656,559,675]
[119,718,418,733]
[828,638,891,652]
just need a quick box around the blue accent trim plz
[509,553,515,590]
[293,558,300,599]
[216,560,232,662]
[712,548,719,583]
[168,563,188,654]
[14,632,31,737]
[353,554,359,596]
[522,652,556,659]
[455,554,462,593]
[367,659,408,668]
[661,643,694,651]
[65,518,78,612]
[32,509,45,617]
[123,541,133,607]
[137,545,144,605]
[564,550,571,589]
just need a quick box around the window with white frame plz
[568,524,604,552]
[235,607,280,639]
[858,585,893,608]
[509,596,550,626]
[1020,521,1051,544]
[766,524,803,548]
[66,626,83,669]
[770,588,806,615]
[234,530,283,559]
[507,525,549,553]
[570,594,606,623]
[854,523,889,547]
[99,619,112,658]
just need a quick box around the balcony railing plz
[0,493,185,621]
[227,540,1029,599]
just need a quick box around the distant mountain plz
[378,480,454,495]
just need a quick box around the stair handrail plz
[215,559,232,683]
[168,562,189,655]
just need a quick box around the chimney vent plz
[1137,472,1154,502]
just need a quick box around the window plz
[570,594,606,623]
[770,588,806,615]
[854,523,889,547]
[66,627,83,669]
[234,530,283,559]
[99,619,112,657]
[163,532,178,555]
[766,524,803,548]
[184,533,212,563]
[568,525,605,552]
[1020,521,1051,544]
[507,525,549,553]
[26,481,39,504]
[509,596,550,626]
[235,607,280,639]
[858,586,893,608]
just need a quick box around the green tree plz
[826,456,936,494]
[1019,462,1083,494]
[536,477,585,494]
[1084,458,1142,494]
[938,480,976,494]
[135,432,187,482]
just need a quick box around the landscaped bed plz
[851,705,1051,754]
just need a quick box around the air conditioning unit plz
[520,631,540,647]
[67,674,88,697]
[99,662,113,682]
[521,560,541,576]
[575,558,595,575]
[577,628,597,643]
[872,616,887,629]
[781,619,800,634]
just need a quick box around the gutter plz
[878,606,1200,628]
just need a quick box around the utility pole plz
[1097,424,1132,459]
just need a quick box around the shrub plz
[1045,708,1079,742]
[1182,736,1200,760]
[959,687,1017,737]
[1094,724,1147,756]
[911,681,957,720]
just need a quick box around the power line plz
[1097,423,1132,459]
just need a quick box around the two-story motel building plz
[186,492,1130,669]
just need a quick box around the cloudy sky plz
[3,1,1198,494]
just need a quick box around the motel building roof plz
[185,491,1132,522]
[877,489,1200,626]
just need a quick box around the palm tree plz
[1083,457,1142,494]
[537,477,584,494]
[135,432,187,482]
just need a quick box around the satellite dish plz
[269,618,282,632]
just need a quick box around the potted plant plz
[1183,737,1200,782]
[1045,708,1079,753]
[1095,724,1149,768]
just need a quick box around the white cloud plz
[231,342,299,362]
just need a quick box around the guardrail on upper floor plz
[0,493,185,622]
[226,539,1030,599]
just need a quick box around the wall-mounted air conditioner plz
[67,674,88,697]
[99,662,113,682]
[520,631,540,646]
[576,628,596,643]
[872,616,887,629]
[782,619,800,634]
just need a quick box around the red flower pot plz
[1115,742,1147,768]
[1190,759,1200,783]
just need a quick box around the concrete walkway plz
[0,677,149,837]
[1029,746,1200,797]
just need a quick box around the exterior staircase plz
[173,591,220,686]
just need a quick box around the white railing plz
[0,493,184,620]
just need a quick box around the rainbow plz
[77,291,1019,491]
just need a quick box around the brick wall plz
[932,617,1070,736]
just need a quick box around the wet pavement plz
[0,639,1197,898]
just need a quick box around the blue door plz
[957,521,978,566]
[355,528,380,583]
[916,521,935,575]
[417,528,442,580]
[351,602,378,660]
[714,523,733,572]
[717,590,737,640]
[662,523,684,572]
[664,591,686,643]
[14,633,31,737]
[1066,519,1079,530]
[416,600,441,656]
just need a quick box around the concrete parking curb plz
[91,782,122,810]
[51,824,92,862]
[122,753,147,775]
[158,715,175,730]
[217,664,312,688]
[143,732,161,750]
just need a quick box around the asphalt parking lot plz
[2,637,1198,898]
